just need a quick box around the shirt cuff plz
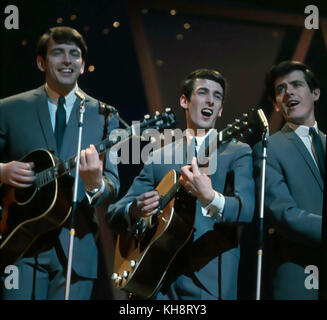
[202,191,225,221]
[85,179,105,204]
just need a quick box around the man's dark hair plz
[265,60,320,102]
[36,26,88,60]
[181,69,227,102]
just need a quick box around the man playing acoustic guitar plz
[107,69,255,299]
[0,26,119,299]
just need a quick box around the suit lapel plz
[35,86,57,154]
[282,125,324,190]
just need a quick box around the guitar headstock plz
[219,108,258,142]
[139,108,176,134]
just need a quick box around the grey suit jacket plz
[0,85,120,278]
[253,124,326,299]
[107,137,254,299]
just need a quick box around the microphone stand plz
[64,91,86,300]
[99,101,129,129]
[255,111,269,300]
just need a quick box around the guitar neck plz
[35,126,134,189]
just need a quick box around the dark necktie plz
[55,96,66,153]
[309,127,325,177]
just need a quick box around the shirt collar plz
[186,128,215,146]
[45,83,78,107]
[287,121,319,137]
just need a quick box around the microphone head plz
[257,108,269,129]
[75,90,86,101]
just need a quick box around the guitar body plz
[113,170,196,299]
[0,149,72,270]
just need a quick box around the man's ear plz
[80,60,85,75]
[312,88,320,102]
[217,105,223,117]
[36,56,46,72]
[273,101,281,113]
[180,94,189,110]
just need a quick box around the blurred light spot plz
[170,9,177,16]
[57,17,63,24]
[113,21,120,28]
[22,39,28,46]
[70,14,77,21]
[141,8,148,15]
[88,65,95,72]
[156,59,164,67]
[184,23,191,30]
[272,31,279,38]
[176,33,183,40]
[268,228,275,235]
[83,25,90,32]
[103,28,110,35]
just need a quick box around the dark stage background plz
[1,0,326,300]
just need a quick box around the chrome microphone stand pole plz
[65,91,85,300]
[255,109,269,300]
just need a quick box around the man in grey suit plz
[107,69,255,299]
[0,26,119,299]
[253,61,326,299]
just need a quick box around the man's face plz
[273,70,320,126]
[181,78,224,134]
[37,38,85,95]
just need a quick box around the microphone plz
[98,101,117,115]
[75,90,86,102]
[257,108,269,131]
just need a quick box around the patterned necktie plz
[55,96,66,153]
[309,127,325,177]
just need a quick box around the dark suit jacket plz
[0,85,120,279]
[253,124,326,299]
[107,136,254,299]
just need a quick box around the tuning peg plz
[122,271,129,279]
[130,260,136,268]
[144,114,150,120]
[235,119,240,123]
[165,107,171,112]
[227,124,232,128]
[155,111,160,116]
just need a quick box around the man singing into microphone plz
[253,61,326,299]
[0,26,119,299]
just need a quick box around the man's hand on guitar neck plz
[179,157,216,207]
[0,161,35,188]
[78,144,104,192]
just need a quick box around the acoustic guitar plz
[0,109,176,270]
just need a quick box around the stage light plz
[184,23,191,30]
[70,14,77,21]
[176,33,184,40]
[113,21,120,28]
[156,59,164,67]
[170,9,177,16]
[57,17,63,24]
[88,65,95,72]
